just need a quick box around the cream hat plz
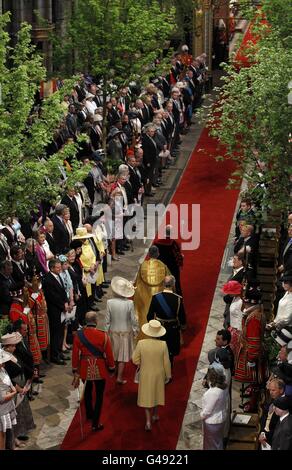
[111,276,135,298]
[72,227,94,240]
[1,332,22,346]
[142,319,166,338]
[0,348,17,364]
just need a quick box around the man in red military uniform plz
[234,285,266,411]
[72,311,115,431]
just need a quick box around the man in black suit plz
[43,259,69,365]
[142,126,159,195]
[0,260,16,318]
[127,155,143,202]
[279,224,292,273]
[271,396,292,450]
[259,378,285,448]
[66,104,78,139]
[11,245,28,291]
[61,188,80,233]
[234,224,258,270]
[13,320,34,382]
[51,204,71,255]
[147,275,186,366]
[44,218,57,255]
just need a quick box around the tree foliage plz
[0,13,87,221]
[205,2,292,218]
[53,0,176,84]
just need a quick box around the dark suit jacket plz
[1,227,17,247]
[0,239,10,262]
[61,194,80,232]
[15,339,34,380]
[280,238,292,272]
[147,291,186,327]
[272,414,292,450]
[142,134,158,168]
[46,233,57,256]
[147,291,185,356]
[0,273,15,316]
[51,215,71,255]
[234,234,258,268]
[127,165,142,201]
[43,271,68,320]
[260,403,280,445]
[11,260,27,290]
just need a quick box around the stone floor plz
[23,70,247,451]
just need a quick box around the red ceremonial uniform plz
[9,301,42,366]
[28,290,49,352]
[72,327,115,381]
[234,305,265,384]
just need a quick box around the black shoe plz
[32,391,39,396]
[101,283,109,288]
[103,280,111,285]
[117,251,125,255]
[123,246,130,251]
[51,359,66,365]
[39,373,46,378]
[152,183,160,188]
[17,435,29,441]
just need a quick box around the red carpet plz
[234,10,268,68]
[61,126,239,450]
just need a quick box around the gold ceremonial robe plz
[134,258,170,338]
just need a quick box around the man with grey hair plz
[72,311,115,432]
[51,204,71,255]
[147,274,186,366]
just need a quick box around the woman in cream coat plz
[200,365,228,450]
[132,320,172,431]
[105,277,139,384]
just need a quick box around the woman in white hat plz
[2,332,35,448]
[132,320,171,430]
[105,277,139,384]
[0,347,18,450]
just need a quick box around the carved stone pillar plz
[32,0,53,73]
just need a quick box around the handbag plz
[134,367,140,384]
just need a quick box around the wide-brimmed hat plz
[142,319,166,338]
[72,227,94,240]
[85,92,95,100]
[0,348,17,364]
[111,276,135,298]
[222,280,242,296]
[1,332,22,346]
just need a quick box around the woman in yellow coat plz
[132,320,172,431]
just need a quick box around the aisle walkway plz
[26,76,223,450]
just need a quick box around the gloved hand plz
[247,362,256,368]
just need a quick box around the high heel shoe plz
[152,415,159,422]
[145,423,152,431]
